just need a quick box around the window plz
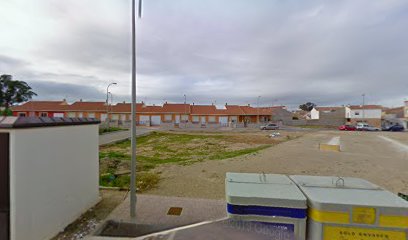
[18,112,26,117]
[164,115,172,122]
[67,112,76,118]
[355,112,360,116]
[78,112,83,118]
[88,112,96,118]
[40,112,48,117]
[181,115,189,122]
[192,116,199,122]
[208,116,216,123]
[230,116,238,122]
[111,114,119,120]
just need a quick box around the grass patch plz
[209,145,271,160]
[99,132,290,190]
[99,172,160,192]
[99,127,124,134]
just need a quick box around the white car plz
[260,123,279,130]
[356,123,380,131]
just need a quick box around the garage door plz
[140,115,149,124]
[151,115,161,126]
[0,133,10,240]
[53,113,64,117]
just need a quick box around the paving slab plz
[90,194,227,238]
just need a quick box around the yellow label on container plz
[324,226,406,240]
[353,207,376,224]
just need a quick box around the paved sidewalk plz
[89,194,227,238]
[99,128,154,146]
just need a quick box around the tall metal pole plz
[362,93,365,122]
[257,96,261,124]
[130,0,141,219]
[184,94,187,127]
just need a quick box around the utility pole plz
[257,96,261,124]
[130,0,142,219]
[362,93,365,122]
[184,94,187,127]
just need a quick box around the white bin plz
[290,175,408,240]
[226,172,307,240]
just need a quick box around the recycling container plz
[290,175,408,240]
[226,172,307,240]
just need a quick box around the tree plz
[0,74,37,116]
[299,102,316,112]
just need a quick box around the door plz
[219,116,228,126]
[175,115,180,124]
[0,133,10,240]
[151,116,161,126]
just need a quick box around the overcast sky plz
[1,0,408,108]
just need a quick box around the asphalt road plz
[99,128,154,146]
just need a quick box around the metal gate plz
[0,133,10,240]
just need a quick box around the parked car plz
[338,124,356,131]
[260,123,279,130]
[356,123,380,131]
[382,124,405,132]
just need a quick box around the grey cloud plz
[1,0,408,109]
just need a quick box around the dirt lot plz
[98,131,302,189]
[145,130,408,199]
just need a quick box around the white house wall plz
[350,109,382,119]
[8,125,99,240]
[310,108,319,120]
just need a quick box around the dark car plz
[338,125,356,131]
[382,124,405,132]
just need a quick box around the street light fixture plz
[106,82,117,127]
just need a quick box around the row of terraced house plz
[11,100,294,128]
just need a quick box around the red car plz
[338,125,356,131]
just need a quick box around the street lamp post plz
[257,96,261,124]
[130,0,142,219]
[106,82,117,128]
[184,94,187,127]
[362,94,365,122]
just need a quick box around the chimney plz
[80,99,83,102]
[123,101,126,104]
[225,103,228,106]
[193,102,195,105]
[165,101,168,104]
[248,103,250,106]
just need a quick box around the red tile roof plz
[11,101,68,112]
[111,103,131,113]
[191,105,217,115]
[224,105,245,115]
[349,105,383,110]
[162,103,191,113]
[67,102,106,111]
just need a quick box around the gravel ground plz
[145,130,408,199]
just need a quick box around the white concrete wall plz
[310,108,319,120]
[350,109,382,119]
[345,107,351,118]
[7,124,99,240]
